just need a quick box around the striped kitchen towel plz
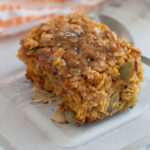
[0,0,108,37]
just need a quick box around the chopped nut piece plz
[51,111,67,124]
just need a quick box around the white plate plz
[0,64,149,148]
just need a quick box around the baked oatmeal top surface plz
[21,13,143,85]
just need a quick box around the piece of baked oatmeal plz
[17,13,143,125]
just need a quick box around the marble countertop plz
[0,0,150,150]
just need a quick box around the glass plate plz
[0,64,149,148]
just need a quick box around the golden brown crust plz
[17,13,143,125]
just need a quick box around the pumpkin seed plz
[120,63,133,80]
[108,92,120,113]
[64,111,76,124]
[112,101,126,114]
[130,96,138,106]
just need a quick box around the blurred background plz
[0,0,150,57]
[0,0,150,150]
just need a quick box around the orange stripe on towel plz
[26,0,68,2]
[0,14,58,28]
[0,4,47,11]
[0,4,22,11]
[71,5,91,11]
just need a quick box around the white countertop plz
[0,0,150,150]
